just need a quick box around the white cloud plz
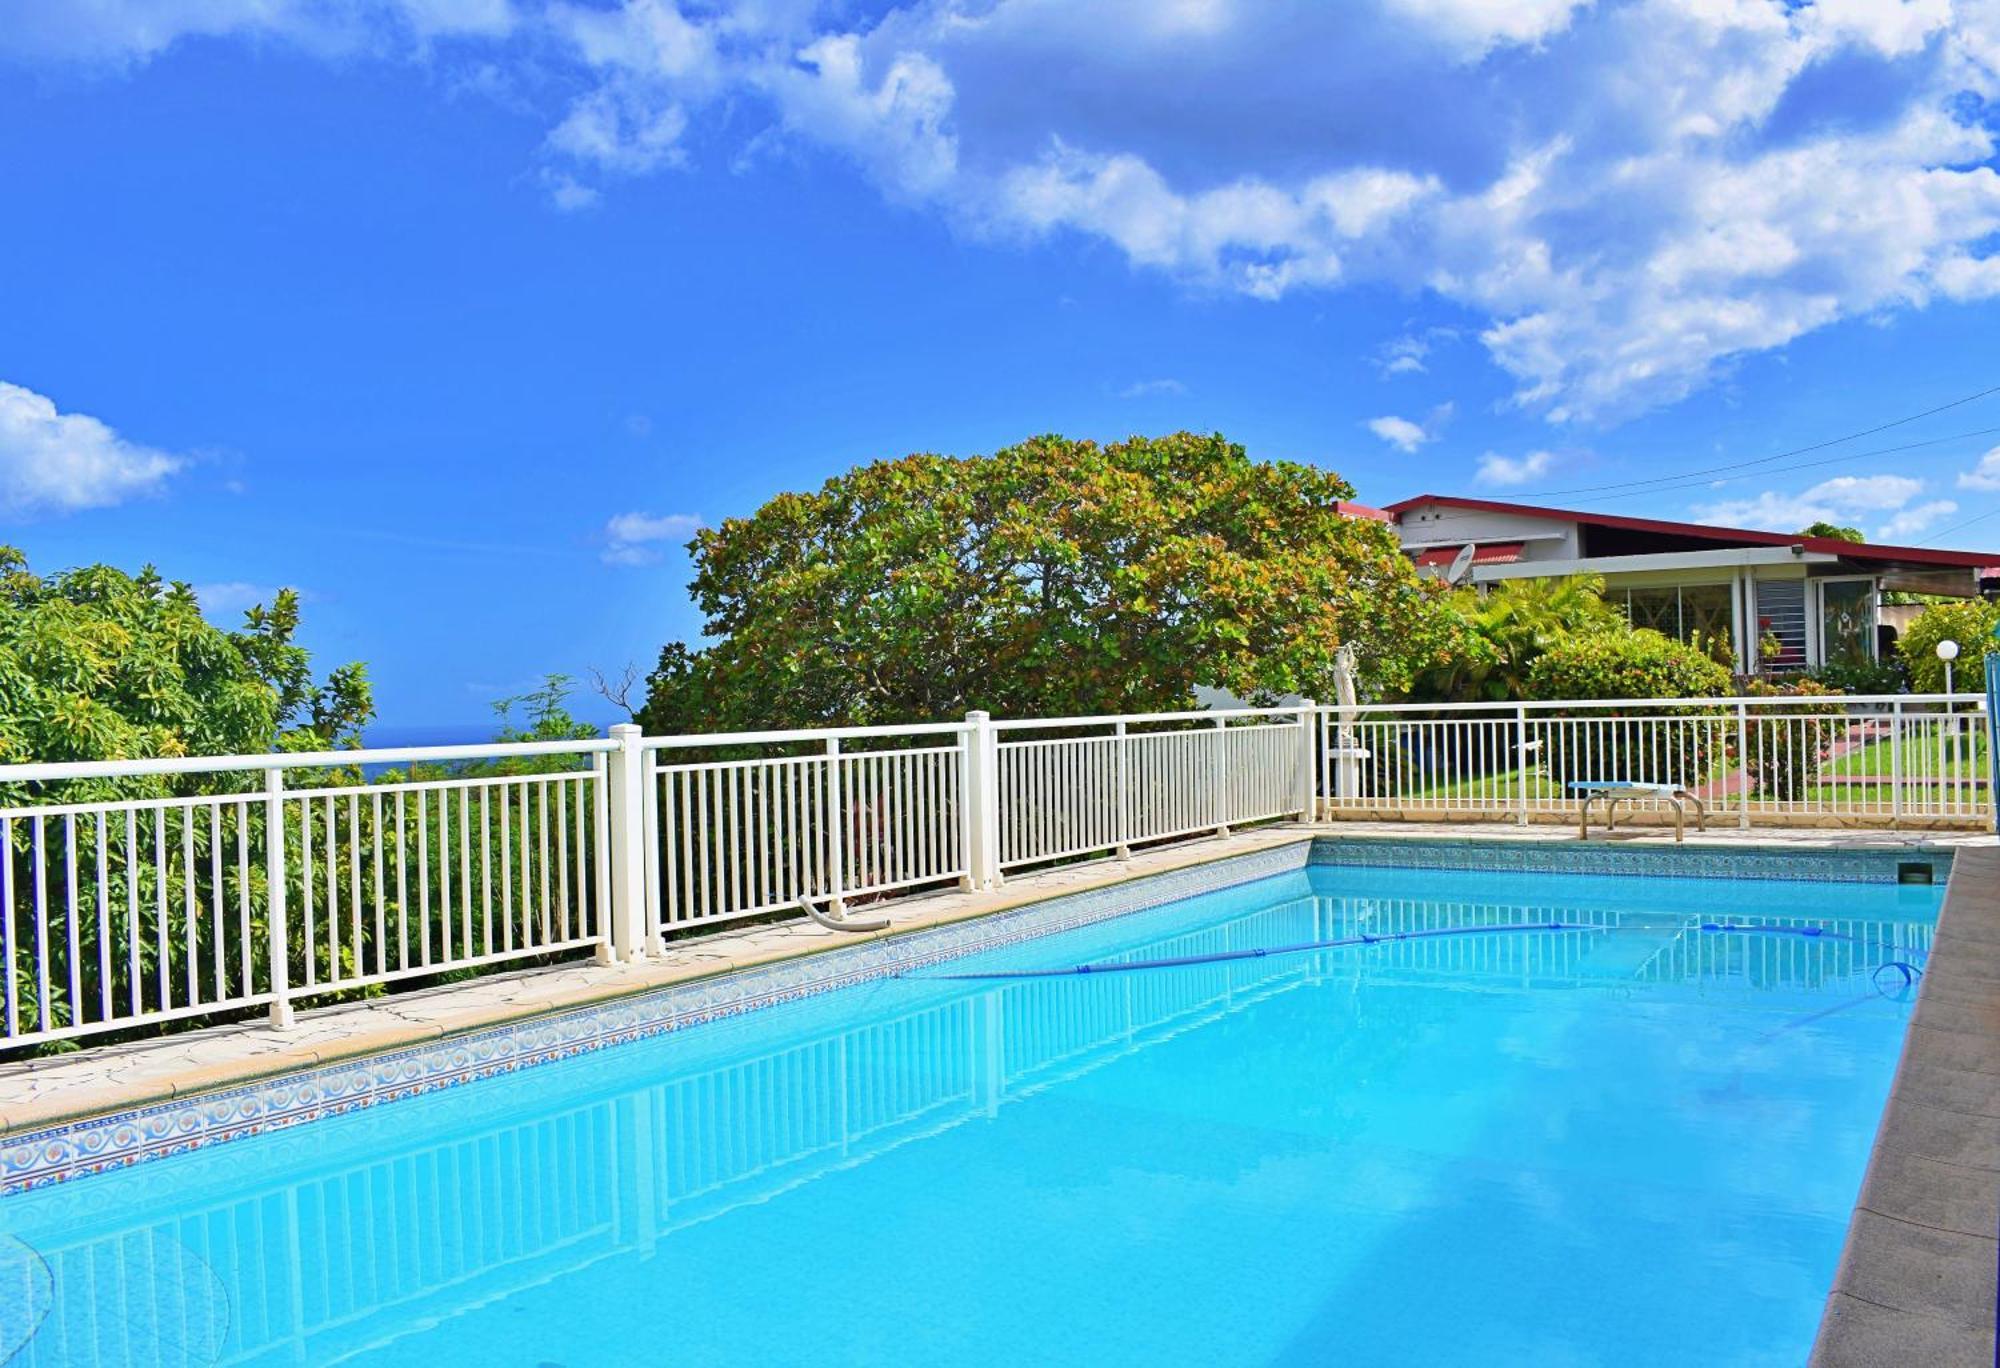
[766,34,959,200]
[546,87,689,176]
[542,172,602,212]
[1116,378,1185,399]
[1695,473,1953,540]
[603,510,702,565]
[550,0,713,80]
[0,0,513,64]
[1475,449,1556,487]
[1366,400,1453,452]
[1380,0,1591,59]
[1366,415,1430,453]
[1879,499,1959,540]
[1377,329,1454,377]
[13,0,2000,425]
[0,381,181,514]
[1957,445,2000,492]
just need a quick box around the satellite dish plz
[1445,542,1477,586]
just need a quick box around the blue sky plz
[3,0,2000,734]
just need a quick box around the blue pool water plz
[0,864,1943,1366]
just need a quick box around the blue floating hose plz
[905,920,1927,984]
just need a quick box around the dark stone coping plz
[1811,845,2000,1366]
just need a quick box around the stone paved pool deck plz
[2,820,1993,1361]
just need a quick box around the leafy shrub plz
[1737,678,1841,801]
[1804,657,1909,696]
[1525,629,1734,703]
[1897,599,2000,693]
[1526,630,1733,788]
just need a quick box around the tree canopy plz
[0,545,372,778]
[1800,520,1864,543]
[640,432,1471,731]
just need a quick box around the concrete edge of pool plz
[1811,842,2000,1367]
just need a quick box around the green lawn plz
[1401,767,1565,802]
[1820,732,1987,780]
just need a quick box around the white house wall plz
[1394,504,1581,561]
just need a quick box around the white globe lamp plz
[1937,638,1960,697]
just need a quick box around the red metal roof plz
[1335,500,1392,522]
[1380,494,2000,570]
[1413,541,1525,568]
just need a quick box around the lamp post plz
[1939,638,1961,698]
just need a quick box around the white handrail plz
[1317,692,1983,716]
[990,707,1304,730]
[0,737,615,785]
[640,721,972,749]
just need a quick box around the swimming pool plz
[0,855,1942,1366]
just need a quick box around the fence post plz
[591,750,615,964]
[1735,702,1751,830]
[1514,704,1530,827]
[1296,700,1318,822]
[826,736,846,912]
[605,724,649,963]
[264,765,293,1028]
[983,720,1003,885]
[1114,719,1132,859]
[1890,699,1904,825]
[1985,640,2000,836]
[1211,714,1230,837]
[962,711,1001,890]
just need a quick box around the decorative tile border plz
[0,841,1311,1195]
[1310,836,1956,885]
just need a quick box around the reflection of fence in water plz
[1315,894,1933,996]
[1318,896,1624,983]
[1629,915,1934,994]
[15,1103,623,1368]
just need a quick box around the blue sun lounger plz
[1567,780,1706,842]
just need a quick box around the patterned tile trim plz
[1309,836,1955,884]
[0,842,1311,1195]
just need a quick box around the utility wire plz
[1513,382,2000,502]
[1554,425,2000,507]
[1916,504,2000,546]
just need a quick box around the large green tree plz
[0,546,372,789]
[640,432,1470,731]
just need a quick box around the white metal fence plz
[0,707,1310,1047]
[991,710,1311,871]
[0,691,1989,1049]
[640,723,973,936]
[0,739,612,1048]
[1319,693,1991,826]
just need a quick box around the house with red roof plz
[1382,495,2000,675]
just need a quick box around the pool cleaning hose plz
[908,920,1925,987]
[798,895,891,934]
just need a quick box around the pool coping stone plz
[1811,843,2000,1366]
